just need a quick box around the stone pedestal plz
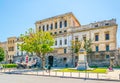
[77,50,89,70]
[77,54,89,70]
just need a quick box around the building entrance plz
[48,56,54,67]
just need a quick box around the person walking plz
[47,64,51,73]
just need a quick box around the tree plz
[84,39,92,53]
[71,40,82,54]
[71,39,92,54]
[19,28,55,69]
[0,47,5,62]
[71,39,92,67]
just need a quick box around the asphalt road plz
[0,73,119,83]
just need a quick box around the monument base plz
[77,61,89,70]
[76,53,89,70]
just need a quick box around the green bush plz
[113,66,120,68]
[2,64,17,68]
[90,66,98,68]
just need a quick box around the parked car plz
[16,62,27,69]
[28,60,41,68]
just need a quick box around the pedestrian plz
[44,65,48,72]
[48,64,51,73]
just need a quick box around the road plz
[0,73,120,83]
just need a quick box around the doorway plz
[48,56,54,67]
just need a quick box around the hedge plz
[2,64,17,68]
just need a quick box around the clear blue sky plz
[0,0,120,47]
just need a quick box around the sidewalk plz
[1,68,120,81]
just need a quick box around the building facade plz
[35,12,80,67]
[6,37,17,63]
[0,12,118,67]
[35,12,118,67]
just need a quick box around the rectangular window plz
[39,26,41,31]
[64,48,67,54]
[8,47,14,51]
[55,22,57,29]
[64,30,67,33]
[83,36,86,41]
[51,24,53,30]
[17,46,19,50]
[46,25,49,31]
[105,23,109,26]
[106,45,109,51]
[60,40,62,45]
[75,37,78,41]
[50,33,52,35]
[17,52,19,56]
[95,24,98,27]
[96,46,99,52]
[95,34,99,41]
[95,55,99,58]
[64,20,67,27]
[12,47,14,51]
[105,33,109,40]
[64,39,67,45]
[43,25,45,31]
[59,31,62,33]
[21,51,23,56]
[60,21,62,28]
[106,55,110,59]
[55,40,57,45]
[54,32,57,35]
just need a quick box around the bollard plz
[49,71,50,76]
[70,72,72,77]
[97,73,99,79]
[62,72,64,77]
[4,68,5,72]
[37,70,38,76]
[79,72,80,77]
[119,74,120,80]
[9,69,10,73]
[55,71,57,76]
[85,72,87,80]
[43,70,44,75]
[88,72,89,78]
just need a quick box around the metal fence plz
[0,68,120,81]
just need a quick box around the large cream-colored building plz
[0,12,118,67]
[35,12,118,67]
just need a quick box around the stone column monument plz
[77,41,89,70]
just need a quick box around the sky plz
[0,0,120,47]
